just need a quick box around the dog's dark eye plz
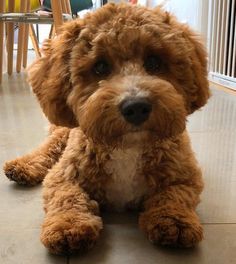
[93,60,110,76]
[144,55,162,74]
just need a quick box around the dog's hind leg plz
[3,126,70,186]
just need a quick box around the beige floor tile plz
[186,88,236,223]
[0,228,67,264]
[187,88,236,133]
[0,75,48,165]
[0,75,47,230]
[190,131,236,224]
[70,216,236,264]
[0,181,44,229]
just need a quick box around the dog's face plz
[29,4,209,147]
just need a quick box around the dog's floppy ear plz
[28,20,82,127]
[182,27,210,113]
[157,9,210,114]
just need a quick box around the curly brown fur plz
[5,3,209,254]
[4,126,70,186]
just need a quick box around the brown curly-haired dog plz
[4,3,209,255]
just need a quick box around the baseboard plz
[209,72,236,91]
[209,80,236,95]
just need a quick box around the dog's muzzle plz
[119,97,152,126]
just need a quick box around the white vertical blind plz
[209,0,236,81]
[223,0,230,75]
[208,0,236,89]
[208,0,236,81]
[226,0,235,76]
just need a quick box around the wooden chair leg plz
[0,1,5,83]
[23,0,31,68]
[16,0,27,73]
[61,0,67,14]
[49,24,56,39]
[29,24,41,58]
[7,0,15,75]
[6,24,14,75]
[0,23,4,84]
[65,0,72,15]
[22,24,29,68]
[51,0,63,34]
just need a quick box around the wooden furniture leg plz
[23,0,31,68]
[0,1,5,83]
[51,0,63,34]
[48,24,55,39]
[16,0,27,73]
[29,24,41,58]
[65,0,72,15]
[61,0,67,13]
[6,0,15,75]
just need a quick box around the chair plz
[0,0,72,83]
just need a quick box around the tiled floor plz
[0,73,236,264]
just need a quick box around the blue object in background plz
[42,0,93,15]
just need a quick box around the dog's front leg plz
[139,184,203,247]
[40,132,103,255]
[4,126,70,186]
[41,166,103,255]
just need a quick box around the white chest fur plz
[104,147,148,211]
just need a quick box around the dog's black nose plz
[120,98,152,126]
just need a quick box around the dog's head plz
[28,3,209,146]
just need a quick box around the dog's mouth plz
[114,129,159,147]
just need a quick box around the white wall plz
[145,0,209,39]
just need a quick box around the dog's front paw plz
[139,208,203,247]
[4,160,43,186]
[41,212,103,254]
[147,216,203,247]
